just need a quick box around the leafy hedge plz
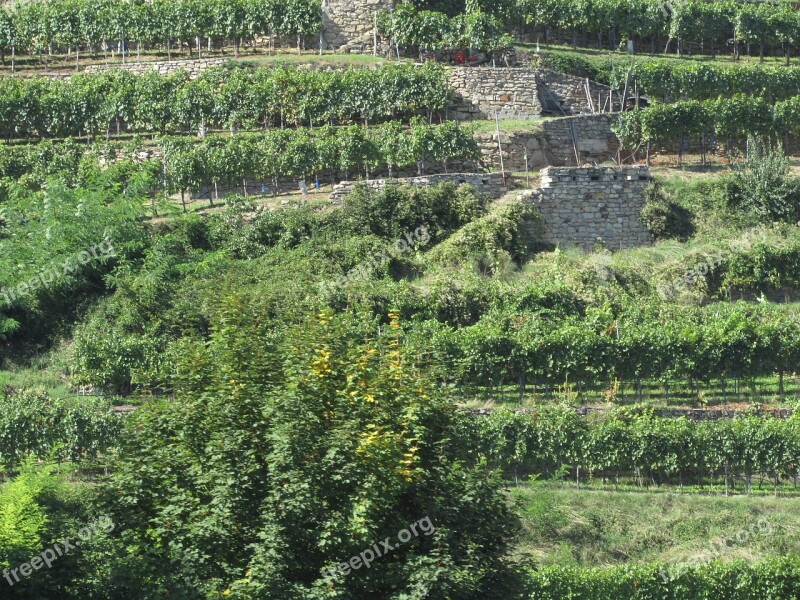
[0,121,479,193]
[159,121,479,196]
[614,95,800,148]
[614,61,800,103]
[444,301,800,388]
[0,389,121,469]
[517,0,800,59]
[0,62,449,138]
[376,3,511,55]
[477,407,800,488]
[526,557,800,599]
[0,0,320,60]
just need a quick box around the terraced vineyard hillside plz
[4,1,800,599]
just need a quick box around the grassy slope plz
[512,483,800,568]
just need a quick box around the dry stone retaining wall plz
[474,114,619,172]
[329,173,508,202]
[536,69,617,115]
[448,67,615,120]
[322,0,393,52]
[83,57,226,78]
[448,67,543,120]
[522,166,652,251]
[540,114,620,166]
[475,131,548,172]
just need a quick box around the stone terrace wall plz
[83,57,226,78]
[322,0,393,52]
[330,172,508,202]
[475,131,549,172]
[448,67,615,121]
[523,166,652,251]
[474,114,620,172]
[541,114,620,166]
[448,67,543,120]
[537,69,617,115]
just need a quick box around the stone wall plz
[83,57,225,78]
[474,114,620,171]
[322,0,394,52]
[540,114,620,166]
[329,172,508,202]
[536,69,617,115]
[475,131,548,172]
[522,166,652,251]
[448,67,615,121]
[448,67,543,120]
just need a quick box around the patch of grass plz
[231,52,393,69]
[511,482,800,568]
[0,349,72,397]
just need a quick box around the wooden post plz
[495,111,507,188]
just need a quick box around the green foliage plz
[525,557,800,599]
[0,62,449,138]
[0,460,54,567]
[377,3,510,55]
[728,136,800,224]
[2,0,320,59]
[339,181,487,242]
[0,166,147,347]
[640,179,694,241]
[476,406,800,488]
[616,95,800,150]
[619,61,800,103]
[426,198,536,272]
[104,307,521,598]
[0,389,121,469]
[447,301,800,389]
[0,121,478,197]
[538,50,614,85]
[518,0,800,60]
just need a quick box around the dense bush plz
[525,557,800,599]
[616,61,800,103]
[516,0,800,60]
[101,308,522,598]
[0,121,480,200]
[377,3,512,56]
[727,136,800,224]
[443,301,800,390]
[640,180,694,241]
[615,96,800,156]
[0,390,121,468]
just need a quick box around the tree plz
[104,305,521,598]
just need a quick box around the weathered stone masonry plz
[322,0,394,52]
[83,57,226,78]
[329,173,508,202]
[474,114,619,172]
[448,67,615,120]
[522,166,652,251]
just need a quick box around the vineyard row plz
[0,62,449,139]
[0,0,320,63]
[0,124,479,202]
[475,407,800,491]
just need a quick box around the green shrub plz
[728,136,800,224]
[640,180,694,241]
